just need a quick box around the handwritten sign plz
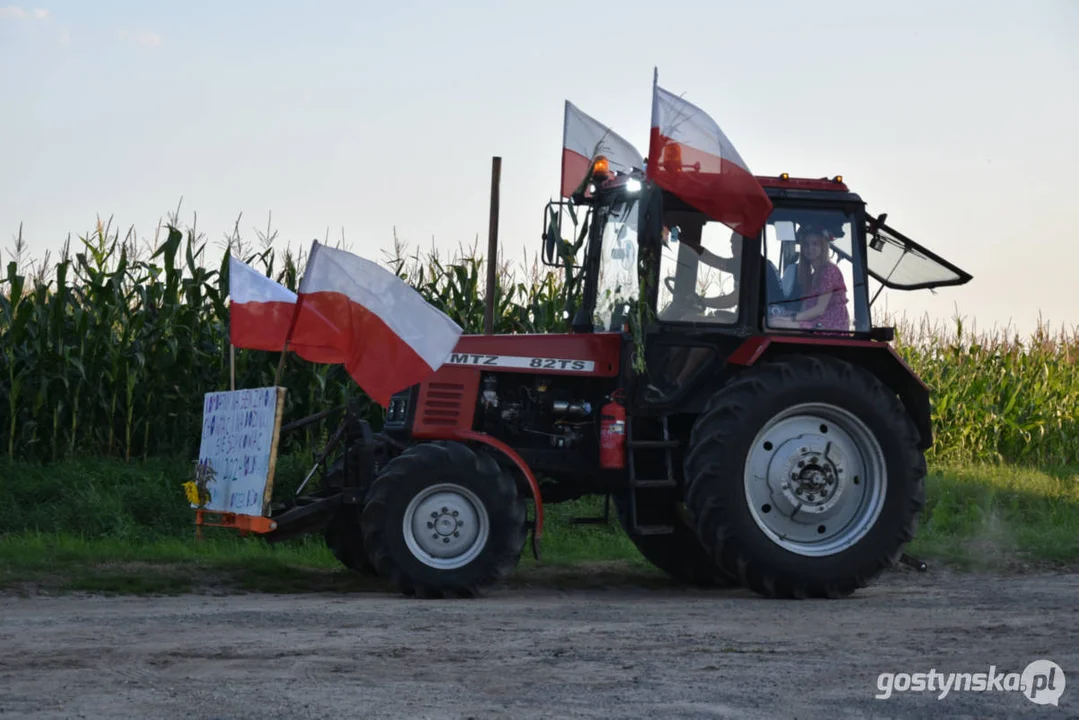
[194,386,286,516]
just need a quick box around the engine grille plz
[420,382,465,427]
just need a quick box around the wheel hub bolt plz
[443,537,451,543]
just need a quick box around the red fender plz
[450,429,544,545]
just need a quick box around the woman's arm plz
[793,264,844,322]
[793,292,832,321]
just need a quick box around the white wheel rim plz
[402,483,490,570]
[743,402,887,557]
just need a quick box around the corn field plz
[1,215,1077,467]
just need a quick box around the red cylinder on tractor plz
[599,398,627,469]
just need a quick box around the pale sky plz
[2,0,1077,338]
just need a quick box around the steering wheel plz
[663,275,709,315]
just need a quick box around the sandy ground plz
[0,566,1076,720]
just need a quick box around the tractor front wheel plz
[361,441,527,598]
[684,354,926,599]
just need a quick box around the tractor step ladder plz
[625,414,678,536]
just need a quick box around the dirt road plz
[0,566,1075,719]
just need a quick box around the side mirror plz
[541,199,587,268]
[543,229,557,265]
[542,202,560,266]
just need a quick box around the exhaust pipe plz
[485,156,501,335]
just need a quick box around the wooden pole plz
[484,156,501,335]
[274,295,305,388]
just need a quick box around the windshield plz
[762,207,868,333]
[656,212,743,325]
[593,197,640,331]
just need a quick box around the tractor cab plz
[542,159,972,410]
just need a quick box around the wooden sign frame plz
[190,385,287,536]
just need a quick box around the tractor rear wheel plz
[325,506,377,576]
[613,495,738,588]
[684,354,926,599]
[322,457,376,576]
[361,441,527,598]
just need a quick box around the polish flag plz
[646,82,773,237]
[228,255,345,364]
[561,100,644,197]
[288,242,464,407]
[228,255,301,352]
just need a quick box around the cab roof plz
[755,175,849,192]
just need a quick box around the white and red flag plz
[645,78,773,237]
[228,255,301,353]
[561,100,644,197]
[287,242,464,407]
[228,255,344,364]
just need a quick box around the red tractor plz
[268,159,971,600]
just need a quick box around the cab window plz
[655,212,742,326]
[593,198,640,331]
[762,209,866,333]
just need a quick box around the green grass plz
[909,463,1079,569]
[0,497,659,596]
[1,456,1076,595]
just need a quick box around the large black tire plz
[613,494,738,588]
[361,441,527,598]
[325,505,377,576]
[684,354,926,599]
[320,456,377,576]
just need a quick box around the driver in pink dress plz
[771,227,850,331]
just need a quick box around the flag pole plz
[274,295,305,388]
[226,256,236,392]
[275,240,317,388]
